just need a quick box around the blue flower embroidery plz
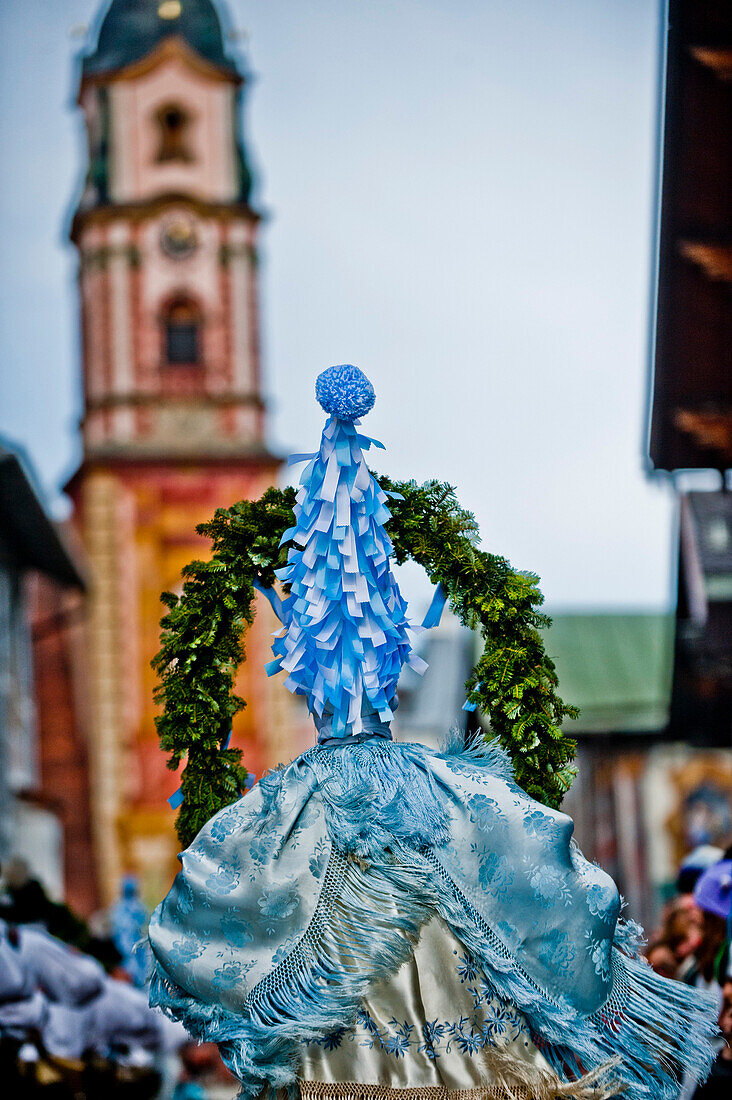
[586,933,612,981]
[585,880,617,920]
[466,793,504,831]
[448,1017,486,1055]
[168,936,204,965]
[257,881,300,920]
[456,953,480,983]
[419,1019,446,1059]
[204,857,241,896]
[440,757,494,787]
[481,999,524,1042]
[249,831,282,866]
[523,808,562,843]
[209,806,243,843]
[211,959,252,989]
[219,908,254,948]
[537,928,576,975]
[529,864,571,907]
[351,971,530,1063]
[271,933,302,967]
[315,1030,345,1051]
[308,838,328,880]
[357,1009,381,1048]
[477,850,514,893]
[381,1019,413,1058]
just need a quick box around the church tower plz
[68,0,300,904]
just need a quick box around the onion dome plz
[83,0,240,78]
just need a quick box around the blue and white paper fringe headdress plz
[259,365,434,738]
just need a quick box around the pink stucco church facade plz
[63,0,307,905]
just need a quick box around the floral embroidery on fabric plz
[475,848,514,894]
[204,858,241,896]
[249,831,283,867]
[167,935,204,965]
[585,932,612,981]
[419,1018,447,1059]
[529,864,572,907]
[585,881,617,919]
[381,1018,414,1058]
[219,908,254,949]
[326,955,529,1063]
[481,999,524,1042]
[308,838,329,880]
[209,804,246,843]
[536,928,576,975]
[456,952,480,983]
[271,932,304,967]
[439,757,495,788]
[466,793,504,831]
[313,1028,347,1051]
[570,846,620,924]
[522,808,563,844]
[211,958,254,989]
[257,881,301,929]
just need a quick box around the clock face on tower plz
[160,214,198,260]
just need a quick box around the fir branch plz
[152,476,576,847]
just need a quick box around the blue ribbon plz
[253,581,289,624]
[421,583,446,629]
[168,787,184,809]
[462,680,482,712]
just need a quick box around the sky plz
[0,0,673,612]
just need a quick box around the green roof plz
[541,613,674,734]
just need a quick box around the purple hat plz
[693,859,732,920]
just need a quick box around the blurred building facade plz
[557,4,732,924]
[545,613,732,922]
[32,0,308,909]
[650,0,732,747]
[0,445,90,908]
[610,0,732,919]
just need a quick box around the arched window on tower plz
[162,297,202,366]
[154,102,194,163]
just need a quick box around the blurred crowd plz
[0,860,237,1099]
[646,846,732,1100]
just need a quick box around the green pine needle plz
[152,476,577,847]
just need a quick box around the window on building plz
[155,102,194,163]
[163,298,202,365]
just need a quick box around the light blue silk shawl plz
[149,734,716,1100]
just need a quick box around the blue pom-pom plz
[315,364,375,422]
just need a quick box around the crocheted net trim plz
[588,949,630,1029]
[246,839,629,1035]
[245,843,343,1011]
[425,849,630,1026]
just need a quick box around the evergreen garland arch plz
[153,477,578,848]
